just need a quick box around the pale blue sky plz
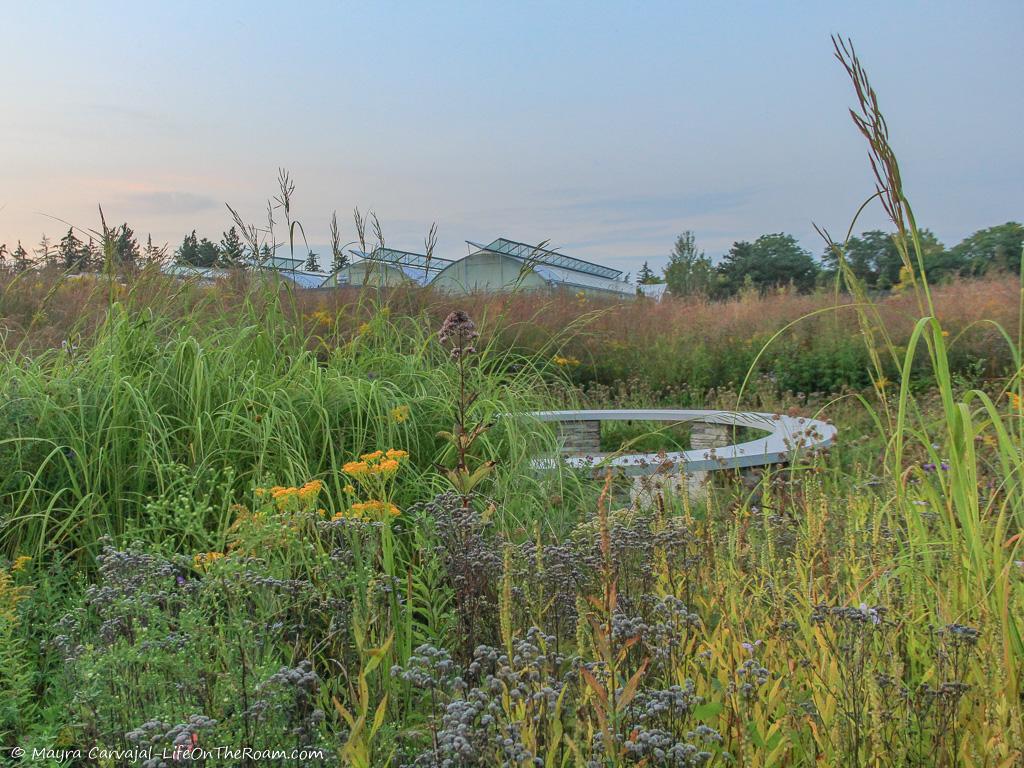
[2,1,1021,274]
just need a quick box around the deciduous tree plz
[717,233,819,296]
[951,222,1023,276]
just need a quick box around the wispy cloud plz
[119,191,220,216]
[549,188,755,224]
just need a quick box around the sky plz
[2,1,1022,276]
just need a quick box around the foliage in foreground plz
[0,36,1022,768]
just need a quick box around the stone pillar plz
[689,422,730,451]
[557,420,601,455]
[685,420,731,501]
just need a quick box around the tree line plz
[0,224,348,275]
[636,222,1023,299]
[3,218,1020,299]
[0,224,167,274]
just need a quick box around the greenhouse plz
[321,247,453,288]
[430,237,634,299]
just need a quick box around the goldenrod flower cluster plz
[1010,392,1022,411]
[11,555,31,573]
[343,449,407,478]
[338,448,408,522]
[307,310,333,327]
[255,480,324,512]
[553,355,580,367]
[333,499,400,522]
[0,569,30,624]
[193,551,225,570]
[391,405,410,424]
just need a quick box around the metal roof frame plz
[351,246,453,276]
[467,237,623,280]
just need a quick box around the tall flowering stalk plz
[436,311,496,508]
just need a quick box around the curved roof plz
[325,247,453,287]
[455,238,634,297]
[470,237,623,280]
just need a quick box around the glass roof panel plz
[484,237,622,280]
[357,247,453,275]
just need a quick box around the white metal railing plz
[528,409,837,476]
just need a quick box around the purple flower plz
[940,461,950,471]
[176,574,186,587]
[438,311,478,359]
[922,462,936,472]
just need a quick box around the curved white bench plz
[529,409,836,476]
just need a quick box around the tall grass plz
[0,282,588,561]
[823,33,1022,720]
[0,37,1020,767]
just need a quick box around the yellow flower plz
[1010,392,1022,411]
[344,484,356,495]
[358,322,372,335]
[307,309,331,327]
[193,551,225,570]
[360,450,385,461]
[391,405,410,424]
[376,458,400,475]
[343,461,370,475]
[553,355,580,367]
[350,500,400,519]
[298,479,323,501]
[385,448,408,460]
[0,570,30,624]
[11,555,31,572]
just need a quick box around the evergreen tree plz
[304,250,321,272]
[637,261,660,284]
[58,228,87,272]
[85,237,101,270]
[11,241,31,272]
[142,235,168,267]
[259,243,273,265]
[112,224,140,270]
[35,235,57,268]
[176,231,201,265]
[0,243,7,269]
[664,231,714,297]
[219,226,245,267]
[196,238,220,268]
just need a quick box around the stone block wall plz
[689,422,730,451]
[558,420,601,455]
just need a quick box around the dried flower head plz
[439,310,478,358]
